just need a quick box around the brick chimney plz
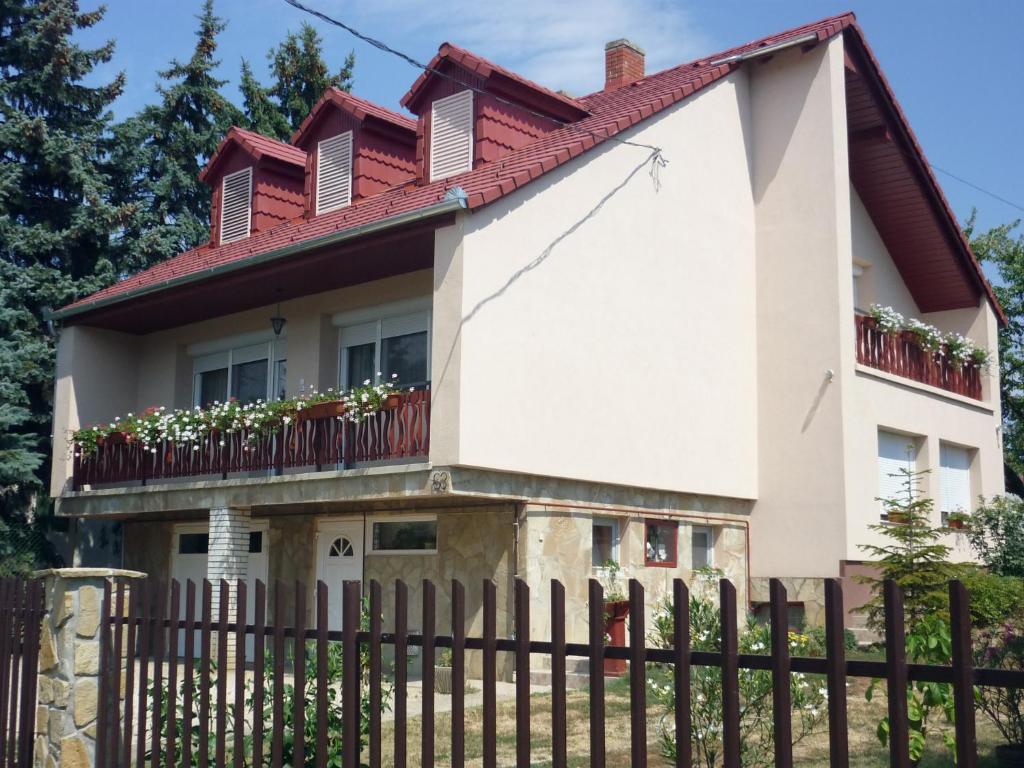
[604,39,645,91]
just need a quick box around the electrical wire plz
[282,0,666,162]
[929,164,1024,215]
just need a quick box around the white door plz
[171,522,269,658]
[316,521,364,631]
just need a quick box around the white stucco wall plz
[446,74,759,498]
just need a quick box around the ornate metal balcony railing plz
[854,314,983,400]
[71,390,430,491]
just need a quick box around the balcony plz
[854,314,983,400]
[71,390,430,491]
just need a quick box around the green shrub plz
[950,563,1024,628]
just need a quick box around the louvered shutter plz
[219,167,252,244]
[316,131,353,214]
[878,430,917,512]
[939,444,971,513]
[429,90,473,181]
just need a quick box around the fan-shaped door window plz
[329,536,355,558]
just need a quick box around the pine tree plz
[110,0,242,268]
[240,22,354,138]
[0,0,124,567]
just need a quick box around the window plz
[192,337,287,407]
[645,520,678,567]
[691,526,714,570]
[328,536,355,557]
[178,533,209,555]
[430,90,473,181]
[939,443,972,516]
[220,167,252,244]
[852,262,866,312]
[316,132,353,214]
[369,517,437,554]
[878,430,918,518]
[338,304,430,390]
[248,531,263,554]
[592,517,620,567]
[752,602,806,632]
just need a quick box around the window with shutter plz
[316,131,353,214]
[878,430,918,515]
[429,90,473,181]
[939,443,972,514]
[220,167,252,244]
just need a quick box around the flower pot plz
[382,393,403,410]
[887,511,909,525]
[603,599,630,676]
[434,665,453,695]
[98,431,127,447]
[947,517,966,530]
[996,745,1024,768]
[297,400,346,421]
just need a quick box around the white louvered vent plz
[429,90,473,182]
[316,131,353,214]
[219,167,252,245]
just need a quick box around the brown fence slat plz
[182,579,197,768]
[315,581,328,768]
[823,578,849,768]
[550,580,567,768]
[369,580,383,768]
[216,580,230,768]
[482,579,497,768]
[200,579,213,768]
[720,578,740,768]
[628,579,647,768]
[253,579,267,766]
[884,580,910,768]
[293,580,307,768]
[0,582,12,767]
[769,579,794,768]
[233,580,247,768]
[18,581,41,768]
[342,580,360,768]
[672,578,691,768]
[271,580,286,767]
[451,579,466,768]
[166,581,181,768]
[95,580,111,768]
[393,580,408,768]
[421,580,436,768]
[136,579,153,768]
[949,580,977,768]
[111,582,127,766]
[150,580,167,768]
[123,579,140,768]
[5,579,23,768]
[588,578,605,768]
[515,577,531,768]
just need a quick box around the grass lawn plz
[377,672,1004,767]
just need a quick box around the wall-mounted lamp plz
[270,293,286,337]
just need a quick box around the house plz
[48,11,1004,654]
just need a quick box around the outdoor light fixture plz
[270,293,286,337]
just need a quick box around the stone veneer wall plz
[520,504,749,646]
[34,568,144,768]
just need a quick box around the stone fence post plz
[33,568,145,768]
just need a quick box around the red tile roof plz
[198,126,307,183]
[400,42,589,119]
[59,11,1000,324]
[292,87,416,146]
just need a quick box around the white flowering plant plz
[71,375,408,456]
[647,592,828,768]
[869,304,906,335]
[905,318,944,353]
[868,305,992,371]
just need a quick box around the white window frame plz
[191,331,287,407]
[592,516,621,568]
[334,298,432,389]
[315,131,353,214]
[219,167,253,245]
[365,514,438,556]
[691,525,715,570]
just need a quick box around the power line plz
[929,164,1024,216]
[282,0,666,162]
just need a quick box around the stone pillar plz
[34,567,145,768]
[208,506,251,668]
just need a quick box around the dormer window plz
[316,131,353,214]
[219,167,253,244]
[429,90,473,181]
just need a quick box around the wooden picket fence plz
[0,579,44,768]
[87,576,1024,768]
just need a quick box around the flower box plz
[296,400,346,422]
[97,431,128,447]
[946,513,969,530]
[887,511,909,525]
[382,393,403,410]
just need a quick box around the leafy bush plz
[974,622,1024,747]
[966,495,1024,578]
[646,587,828,768]
[803,625,858,653]
[950,563,1024,628]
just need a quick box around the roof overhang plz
[198,127,307,185]
[291,88,417,149]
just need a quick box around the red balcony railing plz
[854,314,983,400]
[71,390,430,491]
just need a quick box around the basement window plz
[369,516,437,554]
[219,167,253,244]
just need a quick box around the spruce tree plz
[110,0,241,267]
[240,22,354,139]
[0,0,124,566]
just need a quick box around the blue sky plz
[79,0,1023,234]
